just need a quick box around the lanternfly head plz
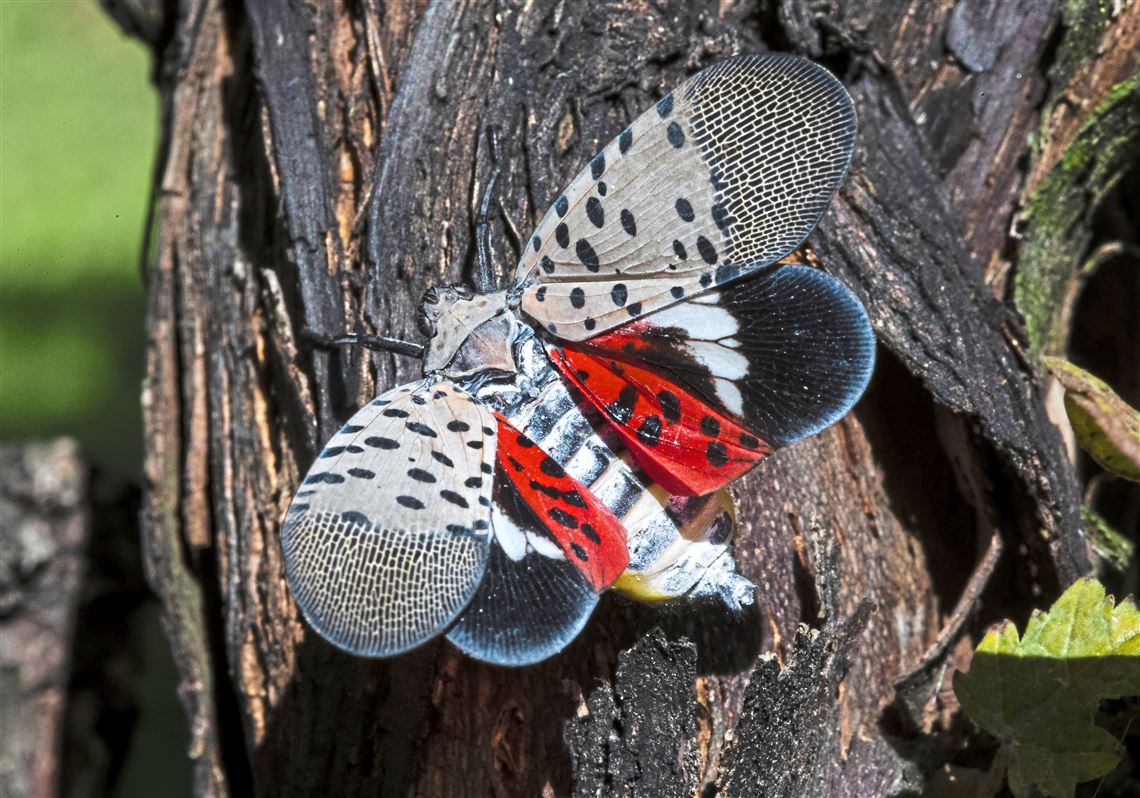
[419,284,515,376]
[418,284,477,338]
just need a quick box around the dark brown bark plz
[110,0,1137,794]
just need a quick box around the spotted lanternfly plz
[282,54,875,666]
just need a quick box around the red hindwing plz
[549,346,771,496]
[494,415,629,590]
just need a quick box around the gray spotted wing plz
[516,54,856,341]
[282,379,498,657]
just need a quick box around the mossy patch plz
[1015,74,1140,356]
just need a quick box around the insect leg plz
[473,126,501,294]
[303,328,425,359]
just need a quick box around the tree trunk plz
[115,0,1137,795]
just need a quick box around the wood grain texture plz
[114,0,1134,793]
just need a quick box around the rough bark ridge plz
[119,0,1137,794]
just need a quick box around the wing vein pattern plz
[516,54,857,341]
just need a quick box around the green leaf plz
[1044,357,1140,482]
[954,578,1140,798]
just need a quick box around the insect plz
[282,54,875,666]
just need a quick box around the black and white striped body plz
[465,327,753,609]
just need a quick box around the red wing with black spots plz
[573,265,876,450]
[549,348,771,496]
[492,415,630,589]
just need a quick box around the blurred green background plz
[2,2,191,796]
[2,0,150,476]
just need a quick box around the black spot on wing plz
[556,223,570,248]
[696,235,718,265]
[570,287,586,309]
[637,415,662,446]
[528,480,560,500]
[440,489,469,508]
[619,127,633,153]
[586,196,604,228]
[539,457,566,478]
[555,195,568,217]
[676,198,694,222]
[347,468,375,479]
[407,468,435,483]
[666,121,685,148]
[706,441,728,467]
[620,209,636,236]
[320,445,363,458]
[406,421,437,438]
[656,93,673,117]
[382,408,410,418]
[576,239,600,272]
[396,495,425,509]
[657,390,681,423]
[606,385,638,424]
[549,507,578,529]
[590,153,605,179]
[563,489,586,508]
[432,450,455,467]
[610,283,628,307]
[711,202,732,233]
[365,436,400,449]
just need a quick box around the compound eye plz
[416,308,437,338]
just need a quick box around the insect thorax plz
[420,286,519,378]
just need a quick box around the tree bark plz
[0,441,87,798]
[115,0,1138,795]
